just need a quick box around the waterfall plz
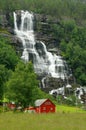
[42,77,46,88]
[14,10,69,80]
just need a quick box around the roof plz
[35,99,48,106]
[35,99,55,107]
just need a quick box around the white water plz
[41,77,46,88]
[14,10,68,80]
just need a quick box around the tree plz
[5,61,45,107]
[0,36,19,70]
[0,65,11,99]
[60,23,86,86]
[0,36,19,99]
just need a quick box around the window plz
[43,107,46,110]
[51,107,53,110]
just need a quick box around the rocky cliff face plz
[0,11,60,53]
[34,13,60,49]
[0,11,74,92]
[0,11,60,55]
[0,11,23,55]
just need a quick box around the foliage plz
[56,95,76,106]
[59,23,86,85]
[0,36,19,99]
[0,65,11,99]
[5,61,46,107]
[0,0,86,25]
[0,36,19,70]
[49,19,86,85]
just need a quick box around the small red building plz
[35,99,55,113]
[8,102,16,110]
[24,106,36,113]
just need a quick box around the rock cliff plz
[0,11,74,92]
[0,11,60,53]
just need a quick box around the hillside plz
[0,0,86,84]
[0,0,86,106]
[0,0,86,26]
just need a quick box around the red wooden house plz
[35,99,55,113]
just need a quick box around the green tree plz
[0,36,19,70]
[5,61,45,107]
[0,65,11,99]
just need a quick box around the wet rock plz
[0,11,75,92]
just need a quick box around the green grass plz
[0,105,86,130]
[56,104,86,113]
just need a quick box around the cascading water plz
[14,10,69,82]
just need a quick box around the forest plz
[0,0,86,107]
[0,0,86,23]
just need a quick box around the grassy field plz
[56,105,86,113]
[0,105,86,130]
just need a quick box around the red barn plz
[35,99,55,113]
